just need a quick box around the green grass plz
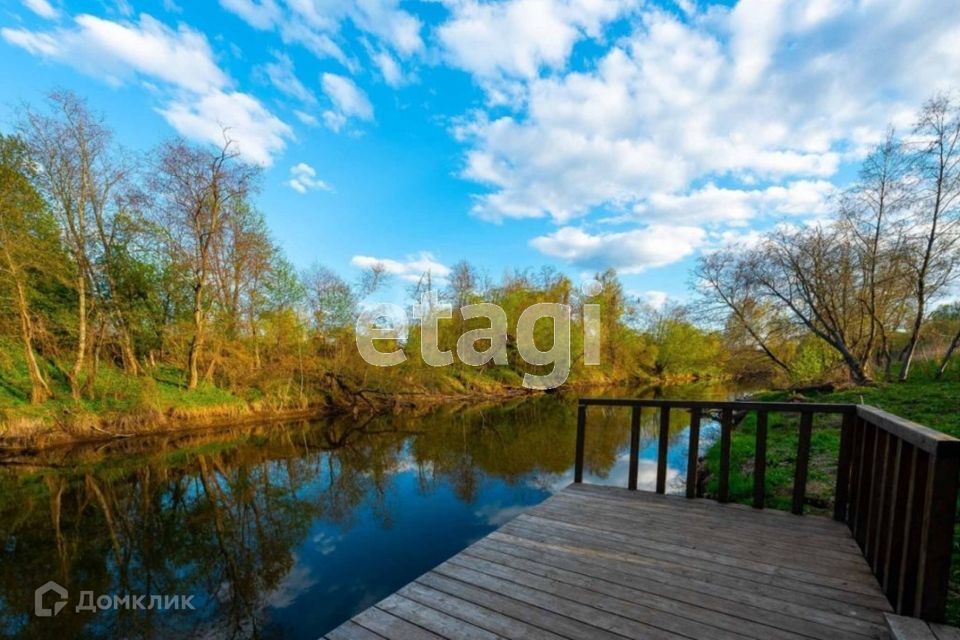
[704,367,960,623]
[0,338,245,434]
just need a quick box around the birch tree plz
[152,137,258,389]
[899,95,960,380]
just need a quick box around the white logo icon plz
[34,581,68,617]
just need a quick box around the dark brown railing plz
[574,398,960,622]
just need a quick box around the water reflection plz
[0,384,735,639]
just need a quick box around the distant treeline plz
[2,90,958,420]
[0,91,732,416]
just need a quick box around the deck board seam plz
[466,540,886,636]
[496,520,891,608]
[513,513,881,592]
[481,531,890,620]
[453,545,880,640]
[422,562,636,640]
[400,580,571,640]
[430,562,656,640]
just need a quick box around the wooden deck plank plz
[535,496,872,570]
[932,623,960,640]
[415,572,625,640]
[483,529,888,622]
[471,534,887,636]
[567,483,855,535]
[324,484,898,640]
[459,542,879,640]
[512,513,882,596]
[554,486,863,552]
[462,542,811,640]
[398,581,568,640]
[352,606,446,640]
[378,594,507,640]
[433,561,685,640]
[493,518,891,612]
[449,551,757,640]
[324,620,385,640]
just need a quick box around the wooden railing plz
[574,398,960,622]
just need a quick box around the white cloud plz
[372,49,406,87]
[633,289,668,310]
[259,51,315,103]
[294,110,319,126]
[530,225,706,273]
[22,0,58,19]
[438,0,640,81]
[631,180,837,226]
[3,14,227,92]
[160,90,292,165]
[455,1,960,228]
[351,252,451,283]
[2,13,293,165]
[285,162,332,194]
[219,0,422,69]
[220,0,280,30]
[321,72,374,132]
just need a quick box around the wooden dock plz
[324,398,960,639]
[324,483,894,640]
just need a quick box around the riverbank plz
[701,372,960,623]
[0,362,545,449]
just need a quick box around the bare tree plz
[357,262,387,298]
[899,94,960,380]
[751,225,874,384]
[446,260,478,311]
[694,248,793,374]
[303,264,357,335]
[839,130,914,374]
[151,136,258,389]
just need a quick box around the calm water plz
[0,384,740,639]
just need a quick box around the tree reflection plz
[0,385,730,639]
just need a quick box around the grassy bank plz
[703,365,960,622]
[0,361,261,443]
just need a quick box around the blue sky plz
[1,0,958,307]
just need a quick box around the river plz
[0,383,747,639]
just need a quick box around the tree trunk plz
[7,252,51,403]
[899,293,924,382]
[117,316,140,376]
[187,281,204,390]
[839,346,872,385]
[937,328,960,378]
[69,273,87,400]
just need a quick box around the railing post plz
[656,407,670,494]
[686,408,701,499]
[915,449,960,621]
[753,411,768,509]
[718,408,732,503]
[834,411,854,521]
[628,406,640,490]
[574,404,586,484]
[792,411,813,515]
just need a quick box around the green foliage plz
[649,316,726,378]
[788,335,843,385]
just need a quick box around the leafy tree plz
[0,135,61,402]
